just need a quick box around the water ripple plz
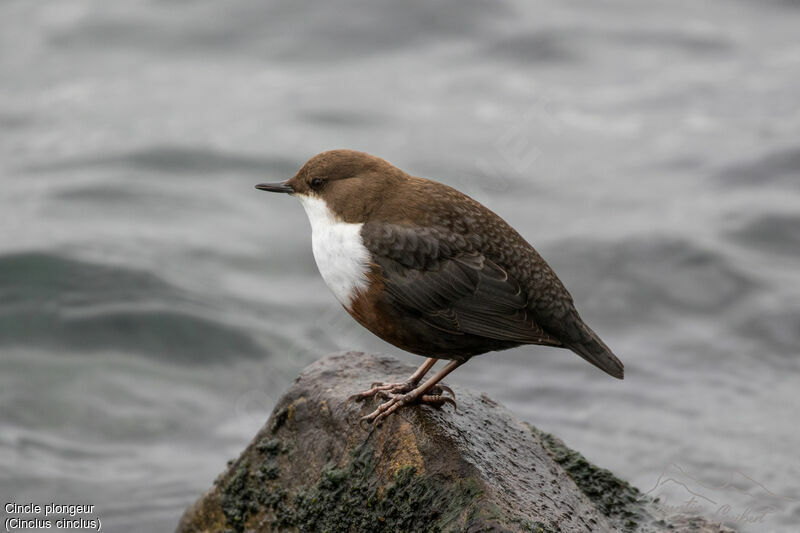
[727,213,800,256]
[0,252,264,362]
[716,147,800,188]
[24,146,296,176]
[550,236,758,326]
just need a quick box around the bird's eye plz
[310,177,326,190]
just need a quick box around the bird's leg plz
[348,358,437,404]
[360,360,463,428]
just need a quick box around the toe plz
[420,394,457,411]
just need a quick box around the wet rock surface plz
[176,352,734,533]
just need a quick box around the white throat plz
[296,195,370,307]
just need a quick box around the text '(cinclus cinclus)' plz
[257,149,624,427]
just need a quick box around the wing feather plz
[362,223,561,347]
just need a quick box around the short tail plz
[566,323,624,379]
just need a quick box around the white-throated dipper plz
[257,149,623,427]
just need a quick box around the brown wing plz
[361,223,562,346]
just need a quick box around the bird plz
[256,149,623,427]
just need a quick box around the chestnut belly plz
[347,290,521,361]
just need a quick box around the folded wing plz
[362,223,562,346]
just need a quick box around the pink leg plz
[347,357,437,402]
[360,360,463,428]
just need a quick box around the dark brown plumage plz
[257,149,623,427]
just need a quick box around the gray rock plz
[176,352,734,533]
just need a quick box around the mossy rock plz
[177,352,735,533]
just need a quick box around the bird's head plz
[256,149,405,224]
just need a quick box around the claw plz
[426,384,453,399]
[358,416,373,431]
[437,384,455,400]
[345,393,360,407]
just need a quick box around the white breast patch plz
[296,194,371,307]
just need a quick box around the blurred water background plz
[1,1,799,531]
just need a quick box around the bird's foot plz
[348,380,455,405]
[346,380,416,404]
[380,383,455,402]
[358,388,457,429]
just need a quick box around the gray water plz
[2,1,799,531]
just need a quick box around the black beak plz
[255,181,294,194]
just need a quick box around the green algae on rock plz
[176,352,735,533]
[532,427,645,532]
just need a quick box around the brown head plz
[256,149,406,223]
